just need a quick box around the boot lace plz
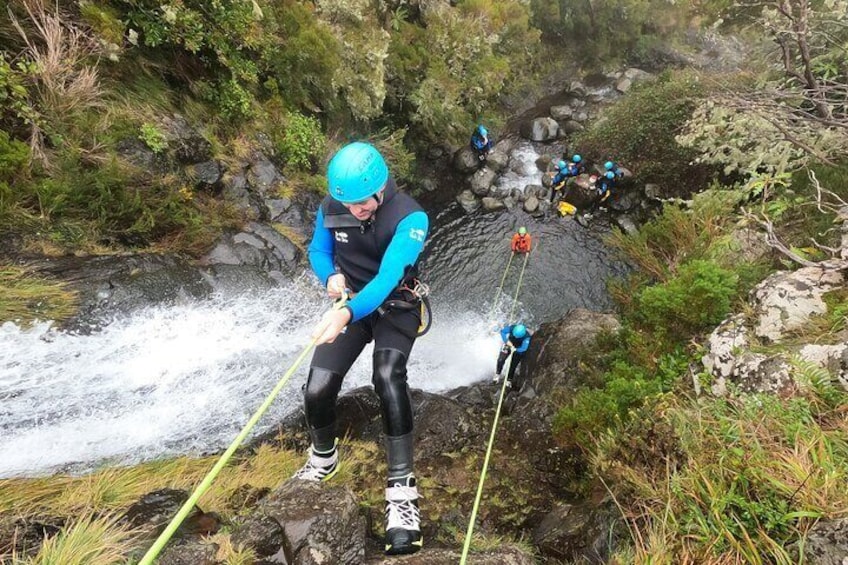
[293,449,337,482]
[385,483,420,531]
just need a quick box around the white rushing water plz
[0,276,507,478]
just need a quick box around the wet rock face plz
[236,481,366,565]
[0,517,64,560]
[788,518,848,565]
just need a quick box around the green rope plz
[459,355,514,564]
[508,246,533,324]
[489,251,515,320]
[138,297,348,565]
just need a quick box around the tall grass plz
[595,379,848,562]
[9,0,104,167]
[10,514,135,565]
[0,266,78,324]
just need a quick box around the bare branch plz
[742,207,819,267]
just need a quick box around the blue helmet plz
[326,142,389,204]
[557,160,566,170]
[605,171,615,180]
[572,154,582,163]
[512,324,527,339]
[604,161,614,171]
[477,125,488,137]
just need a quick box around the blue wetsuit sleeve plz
[500,326,511,342]
[347,210,429,322]
[516,336,531,354]
[307,207,337,285]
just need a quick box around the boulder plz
[788,517,848,565]
[453,146,482,174]
[615,77,632,93]
[456,190,480,214]
[560,120,585,134]
[550,105,573,121]
[469,167,497,196]
[520,117,560,142]
[523,195,540,213]
[486,149,509,173]
[481,197,506,212]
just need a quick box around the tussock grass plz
[0,267,78,325]
[8,513,136,565]
[595,383,848,563]
[9,0,104,167]
[606,189,741,282]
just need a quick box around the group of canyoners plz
[471,124,627,218]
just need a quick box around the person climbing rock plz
[550,154,584,202]
[470,124,494,161]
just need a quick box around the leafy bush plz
[555,350,688,446]
[386,1,540,143]
[636,259,738,336]
[0,129,30,212]
[138,122,167,153]
[574,70,715,197]
[276,112,326,172]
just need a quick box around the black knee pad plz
[372,349,413,436]
[304,367,344,432]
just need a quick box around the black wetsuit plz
[304,179,429,477]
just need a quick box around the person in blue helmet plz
[604,160,625,179]
[550,154,585,202]
[494,323,532,388]
[597,170,616,201]
[470,124,494,161]
[295,141,429,556]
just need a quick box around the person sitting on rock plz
[597,170,616,202]
[550,154,584,202]
[470,124,494,161]
[604,160,625,179]
[510,226,532,254]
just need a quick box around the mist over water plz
[0,141,627,478]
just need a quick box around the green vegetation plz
[0,267,78,325]
[598,383,848,563]
[575,70,715,197]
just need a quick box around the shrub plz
[276,112,326,172]
[636,259,738,337]
[0,129,30,212]
[574,70,715,197]
[138,122,167,153]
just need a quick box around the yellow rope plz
[508,245,533,324]
[459,356,514,564]
[488,251,515,320]
[138,296,348,565]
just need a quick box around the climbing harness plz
[459,355,515,564]
[137,294,350,565]
[377,278,432,338]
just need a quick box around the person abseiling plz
[550,154,584,202]
[470,124,494,161]
[494,323,531,387]
[296,141,429,556]
[510,226,532,254]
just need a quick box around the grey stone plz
[456,190,480,214]
[561,120,585,134]
[266,197,293,222]
[615,77,633,93]
[486,149,509,173]
[523,195,539,213]
[481,197,506,212]
[469,167,497,196]
[550,105,573,121]
[453,146,483,174]
[192,160,223,190]
[520,117,560,142]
